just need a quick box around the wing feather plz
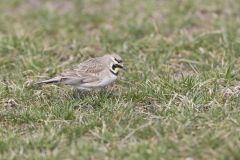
[74,58,106,73]
[37,57,106,86]
[60,75,99,86]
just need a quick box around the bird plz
[36,54,124,90]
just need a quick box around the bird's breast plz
[98,74,117,87]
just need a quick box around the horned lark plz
[37,54,124,90]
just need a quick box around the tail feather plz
[36,77,61,84]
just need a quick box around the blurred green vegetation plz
[1,0,240,159]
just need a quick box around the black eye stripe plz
[114,58,122,63]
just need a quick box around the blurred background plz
[1,0,240,159]
[0,0,240,80]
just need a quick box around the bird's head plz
[106,54,124,75]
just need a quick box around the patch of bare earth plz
[3,98,18,111]
[5,0,74,15]
[82,0,119,15]
[222,85,240,100]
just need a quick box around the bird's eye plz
[114,58,122,63]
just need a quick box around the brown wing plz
[57,58,105,85]
[74,58,106,74]
[58,71,99,86]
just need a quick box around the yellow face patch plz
[110,63,123,76]
[113,67,120,73]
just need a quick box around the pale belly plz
[76,75,117,90]
[97,75,117,87]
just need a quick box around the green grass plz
[1,0,240,159]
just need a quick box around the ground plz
[0,0,240,159]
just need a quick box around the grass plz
[0,0,240,159]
